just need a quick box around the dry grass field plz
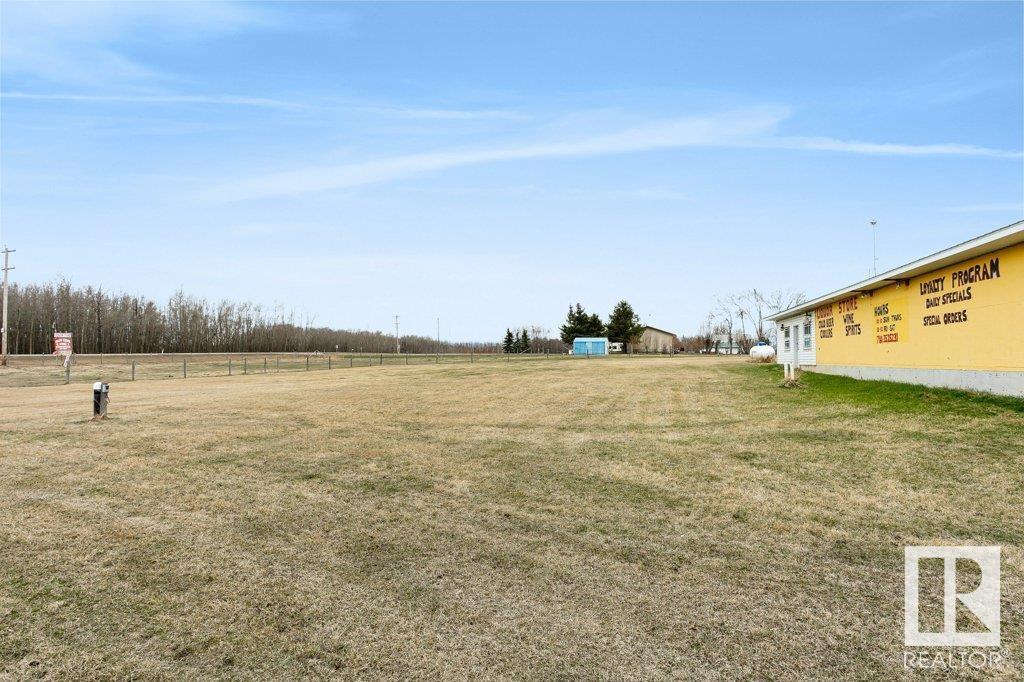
[0,357,1021,679]
[0,352,541,389]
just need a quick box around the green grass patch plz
[737,362,1024,416]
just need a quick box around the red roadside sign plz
[53,332,73,356]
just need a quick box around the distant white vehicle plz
[609,342,624,354]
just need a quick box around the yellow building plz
[767,221,1023,397]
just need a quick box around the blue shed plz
[572,337,609,356]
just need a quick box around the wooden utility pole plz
[394,315,400,354]
[1,248,14,366]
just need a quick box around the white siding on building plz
[776,314,816,367]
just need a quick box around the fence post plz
[380,353,383,366]
[328,356,332,370]
[244,358,247,375]
[349,355,353,368]
[229,359,232,376]
[406,355,409,365]
[264,357,267,373]
[306,356,309,371]
[64,363,71,385]
[183,359,187,378]
[131,361,136,381]
[471,351,474,363]
[276,357,280,373]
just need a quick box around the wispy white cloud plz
[1,1,274,86]
[942,202,1024,213]
[393,184,689,201]
[1,92,302,109]
[202,106,1021,203]
[2,92,526,120]
[394,184,545,197]
[207,253,586,289]
[202,107,788,202]
[763,136,1022,159]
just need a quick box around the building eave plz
[766,219,1024,322]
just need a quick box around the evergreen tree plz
[519,328,531,353]
[606,300,645,347]
[581,312,605,337]
[510,328,525,353]
[559,303,605,342]
[502,328,515,353]
[559,304,581,343]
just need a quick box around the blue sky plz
[2,1,1022,341]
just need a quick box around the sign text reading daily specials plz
[919,257,1000,328]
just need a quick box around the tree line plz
[3,280,499,355]
[514,292,806,355]
[6,280,806,357]
[499,301,647,353]
[561,300,647,346]
[556,301,647,348]
[502,328,530,353]
[678,288,806,353]
[500,326,565,354]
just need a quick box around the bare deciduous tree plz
[697,313,716,353]
[732,288,805,347]
[715,297,736,355]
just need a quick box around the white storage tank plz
[749,343,776,361]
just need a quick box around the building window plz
[803,320,812,349]
[783,325,790,351]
